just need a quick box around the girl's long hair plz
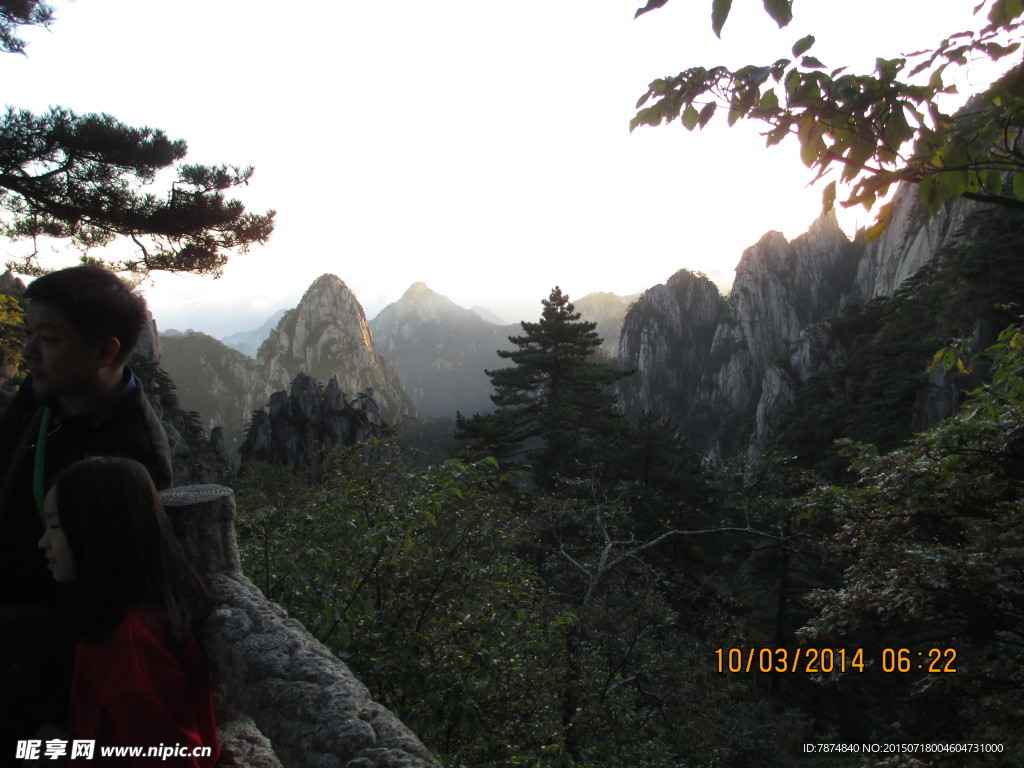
[54,456,210,644]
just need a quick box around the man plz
[0,265,173,753]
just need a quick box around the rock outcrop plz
[240,373,382,468]
[618,192,973,461]
[160,275,414,461]
[617,270,725,426]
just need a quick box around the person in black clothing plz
[0,265,173,757]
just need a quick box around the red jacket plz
[69,603,219,766]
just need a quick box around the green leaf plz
[337,620,352,649]
[792,35,815,57]
[758,90,779,111]
[936,168,967,203]
[988,0,1024,26]
[864,199,894,241]
[682,103,700,131]
[978,171,1003,195]
[801,56,825,69]
[762,0,793,28]
[942,348,957,373]
[800,139,819,167]
[698,101,717,128]
[711,0,733,38]
[1014,172,1024,199]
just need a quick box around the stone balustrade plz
[161,485,440,768]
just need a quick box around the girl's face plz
[38,487,76,582]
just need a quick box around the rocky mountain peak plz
[258,274,378,381]
[405,281,432,296]
[618,188,974,461]
[159,274,414,462]
[383,282,467,326]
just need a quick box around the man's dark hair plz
[24,265,147,364]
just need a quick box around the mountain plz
[470,305,506,325]
[369,282,518,419]
[573,291,639,357]
[618,190,975,462]
[159,274,414,460]
[221,309,288,357]
[369,283,639,420]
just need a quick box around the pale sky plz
[2,0,1005,335]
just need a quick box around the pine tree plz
[456,287,633,487]
[0,3,274,277]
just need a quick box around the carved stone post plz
[162,485,282,768]
[162,484,241,575]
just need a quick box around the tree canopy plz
[455,287,633,487]
[0,0,52,55]
[631,0,1024,236]
[0,1,274,276]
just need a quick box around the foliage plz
[0,0,52,55]
[525,480,824,766]
[0,3,274,276]
[631,0,1024,233]
[0,289,22,410]
[455,287,633,488]
[0,107,275,276]
[131,355,230,484]
[236,446,565,766]
[233,437,831,767]
[797,321,1024,761]
[0,290,22,370]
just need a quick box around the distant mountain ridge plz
[157,189,968,470]
[369,283,638,419]
[369,283,519,419]
[221,309,288,357]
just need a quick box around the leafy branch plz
[632,0,1024,235]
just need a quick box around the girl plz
[38,456,219,766]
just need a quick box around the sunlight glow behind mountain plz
[2,0,1003,335]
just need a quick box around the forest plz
[209,205,1024,768]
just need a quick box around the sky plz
[2,0,1008,336]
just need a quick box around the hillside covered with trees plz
[231,198,1024,764]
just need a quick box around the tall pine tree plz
[456,287,632,487]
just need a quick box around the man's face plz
[22,300,108,408]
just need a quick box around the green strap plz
[33,406,52,525]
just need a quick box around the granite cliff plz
[618,191,974,462]
[160,275,414,460]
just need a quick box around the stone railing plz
[161,485,441,768]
